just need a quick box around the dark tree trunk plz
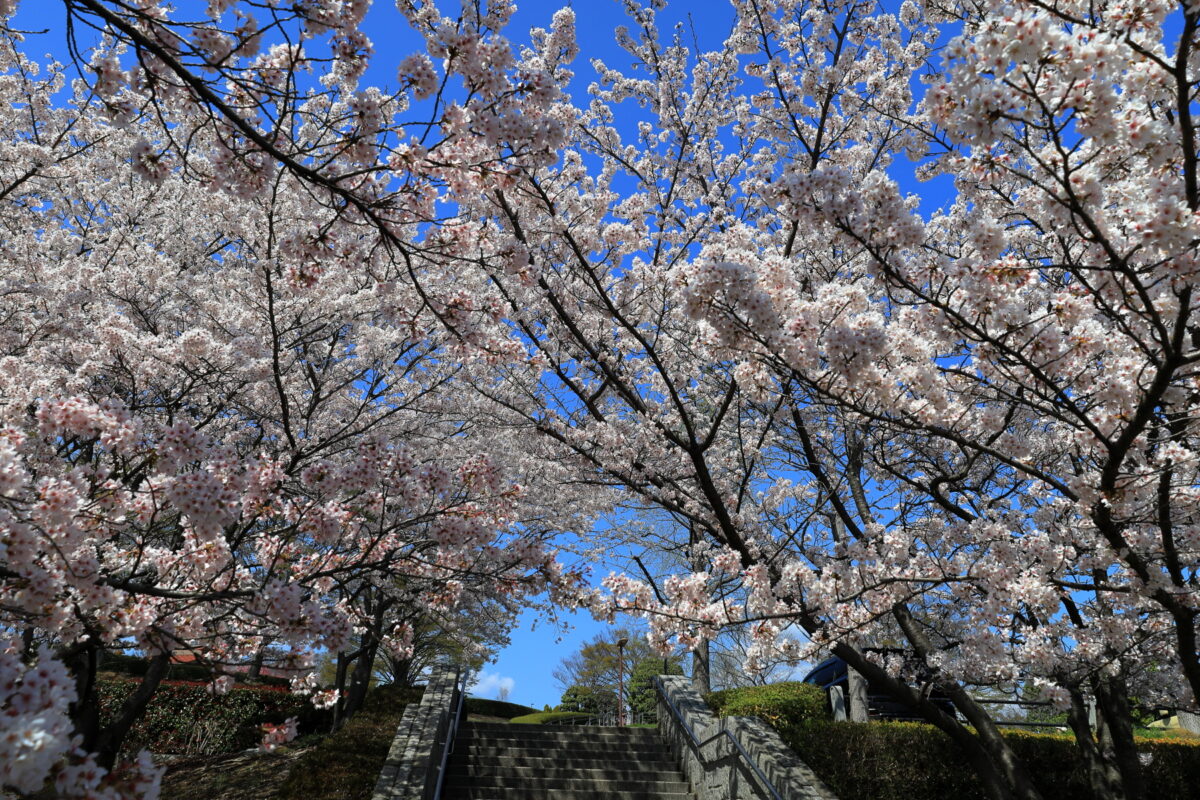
[1093,675,1143,800]
[390,655,415,688]
[1067,686,1125,800]
[91,653,170,770]
[246,647,266,681]
[1102,676,1143,800]
[833,640,1018,800]
[330,650,353,732]
[876,602,1046,800]
[64,642,103,756]
[342,635,379,721]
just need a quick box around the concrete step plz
[458,724,660,742]
[463,721,659,733]
[444,776,691,793]
[447,752,678,771]
[441,789,691,800]
[454,734,667,751]
[446,762,685,782]
[452,742,676,762]
[454,734,665,751]
[447,721,693,800]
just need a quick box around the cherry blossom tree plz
[433,2,1198,799]
[3,1,1198,800]
[0,5,591,794]
[670,2,1200,799]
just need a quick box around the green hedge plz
[707,685,1200,800]
[97,677,329,756]
[464,697,538,719]
[277,684,423,800]
[782,720,1200,800]
[706,682,829,736]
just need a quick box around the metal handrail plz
[431,666,469,800]
[654,677,785,800]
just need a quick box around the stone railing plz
[371,665,463,800]
[655,675,838,800]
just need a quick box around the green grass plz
[274,684,423,800]
[508,711,594,725]
[463,697,538,719]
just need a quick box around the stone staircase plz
[442,721,695,799]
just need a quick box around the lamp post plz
[617,636,629,726]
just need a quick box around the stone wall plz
[655,676,838,800]
[371,666,460,800]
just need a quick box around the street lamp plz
[616,637,629,726]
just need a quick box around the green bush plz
[706,684,1200,800]
[706,682,829,737]
[97,677,329,756]
[463,697,538,719]
[781,721,1200,800]
[508,711,595,725]
[277,683,423,800]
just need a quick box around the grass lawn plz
[160,684,421,800]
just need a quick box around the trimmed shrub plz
[277,684,423,800]
[706,682,829,737]
[707,684,1200,800]
[782,721,1200,800]
[463,697,538,719]
[508,711,594,725]
[97,677,329,756]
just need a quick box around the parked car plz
[801,653,956,721]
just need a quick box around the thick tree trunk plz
[1067,687,1124,800]
[833,641,1018,800]
[91,653,170,770]
[883,602,1046,800]
[343,636,379,721]
[691,639,711,694]
[330,650,353,732]
[64,642,102,758]
[1099,676,1142,800]
[1095,675,1143,800]
[390,655,415,688]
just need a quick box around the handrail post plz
[430,666,469,800]
[654,675,789,800]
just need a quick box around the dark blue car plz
[801,655,956,721]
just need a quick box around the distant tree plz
[373,596,515,689]
[629,657,684,719]
[557,684,615,714]
[553,627,684,716]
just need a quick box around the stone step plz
[444,776,691,794]
[463,721,658,732]
[452,742,675,762]
[454,734,667,751]
[441,789,692,800]
[447,752,678,771]
[446,761,686,782]
[448,720,693,800]
[458,724,660,741]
